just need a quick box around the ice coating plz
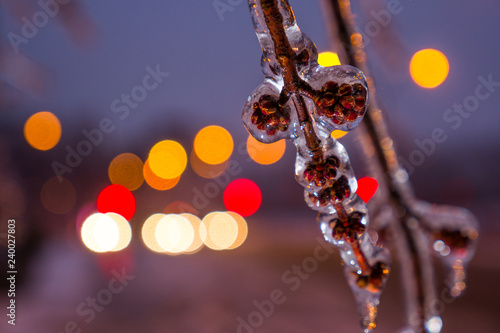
[302,65,369,132]
[242,80,298,143]
[413,201,479,297]
[247,0,317,78]
[343,239,391,332]
[242,2,369,143]
[242,1,390,331]
[318,196,368,246]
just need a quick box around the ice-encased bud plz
[242,80,298,143]
[303,173,358,215]
[304,175,353,213]
[343,241,391,332]
[244,1,390,331]
[414,202,478,262]
[301,155,339,187]
[318,197,368,247]
[294,138,354,188]
[414,201,478,297]
[295,137,358,213]
[300,65,369,132]
[287,32,319,73]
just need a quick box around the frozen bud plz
[302,156,340,187]
[330,211,366,242]
[354,261,390,293]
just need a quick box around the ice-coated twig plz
[242,1,390,331]
[321,0,479,332]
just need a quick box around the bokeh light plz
[331,130,348,140]
[148,140,187,179]
[143,159,180,191]
[224,179,262,217]
[190,149,229,179]
[108,153,144,191]
[106,213,132,252]
[97,184,136,220]
[225,211,248,250]
[318,52,341,67]
[199,212,217,250]
[40,177,76,214]
[155,214,195,254]
[410,49,449,88]
[356,177,379,203]
[247,135,286,165]
[81,213,120,253]
[142,214,167,253]
[142,213,202,255]
[24,111,62,151]
[425,316,443,333]
[200,212,238,250]
[180,213,204,254]
[194,125,233,165]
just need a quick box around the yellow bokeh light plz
[81,213,120,253]
[190,149,229,179]
[24,111,62,151]
[108,153,144,191]
[318,52,341,67]
[142,213,167,253]
[225,211,248,250]
[331,130,348,140]
[143,159,180,190]
[106,213,132,252]
[180,213,204,254]
[200,212,238,251]
[142,213,202,255]
[194,125,234,165]
[155,214,195,254]
[199,212,217,250]
[148,140,187,179]
[209,213,238,250]
[40,177,76,214]
[247,135,286,165]
[410,49,449,88]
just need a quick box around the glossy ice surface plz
[242,1,390,331]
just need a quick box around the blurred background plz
[0,0,499,332]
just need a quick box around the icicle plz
[320,202,390,332]
[343,237,390,332]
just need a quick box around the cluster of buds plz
[243,1,391,331]
[315,81,367,125]
[354,261,390,293]
[432,228,473,257]
[330,211,366,243]
[302,156,339,187]
[307,175,351,207]
[250,95,291,136]
[243,1,479,331]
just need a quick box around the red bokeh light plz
[96,184,136,220]
[356,177,379,203]
[224,178,262,217]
